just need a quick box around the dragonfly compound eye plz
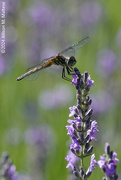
[68,56,77,67]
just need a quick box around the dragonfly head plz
[67,56,77,67]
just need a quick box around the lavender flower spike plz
[0,152,19,180]
[97,143,119,180]
[65,68,98,179]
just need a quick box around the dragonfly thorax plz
[67,56,77,67]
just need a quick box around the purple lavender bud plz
[73,170,80,178]
[84,72,88,83]
[105,143,110,155]
[66,124,78,139]
[86,119,92,130]
[85,142,90,150]
[83,135,90,145]
[89,154,97,172]
[83,144,89,155]
[77,104,81,111]
[87,75,94,86]
[74,67,81,79]
[85,171,92,178]
[74,118,83,132]
[75,108,79,116]
[87,121,98,142]
[78,133,84,142]
[65,155,80,178]
[84,115,91,122]
[84,85,90,95]
[85,154,97,179]
[110,151,114,159]
[69,106,78,117]
[84,103,91,112]
[85,109,93,120]
[65,156,75,171]
[72,74,78,86]
[80,109,86,119]
[80,79,84,89]
[87,99,92,106]
[70,147,76,154]
[83,143,90,155]
[80,167,85,178]
[97,143,119,179]
[87,146,93,155]
[72,122,77,130]
[86,96,90,101]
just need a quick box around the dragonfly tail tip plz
[16,77,21,81]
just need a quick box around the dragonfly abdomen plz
[16,60,53,81]
[16,68,40,81]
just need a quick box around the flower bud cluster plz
[65,68,98,179]
[97,143,119,180]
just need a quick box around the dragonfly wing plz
[59,36,89,58]
[60,47,75,58]
[25,56,55,81]
[24,68,42,81]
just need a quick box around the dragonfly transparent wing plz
[59,36,89,58]
[25,68,42,81]
[22,56,55,81]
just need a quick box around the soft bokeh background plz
[0,0,121,179]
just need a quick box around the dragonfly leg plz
[62,67,72,82]
[66,66,74,75]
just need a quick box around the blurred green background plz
[0,0,121,179]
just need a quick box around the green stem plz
[81,145,84,168]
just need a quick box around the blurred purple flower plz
[91,90,113,114]
[80,1,102,27]
[24,125,55,179]
[5,128,22,145]
[29,2,54,29]
[0,152,19,180]
[96,48,118,77]
[24,125,55,149]
[39,84,73,109]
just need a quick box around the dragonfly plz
[16,36,89,82]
